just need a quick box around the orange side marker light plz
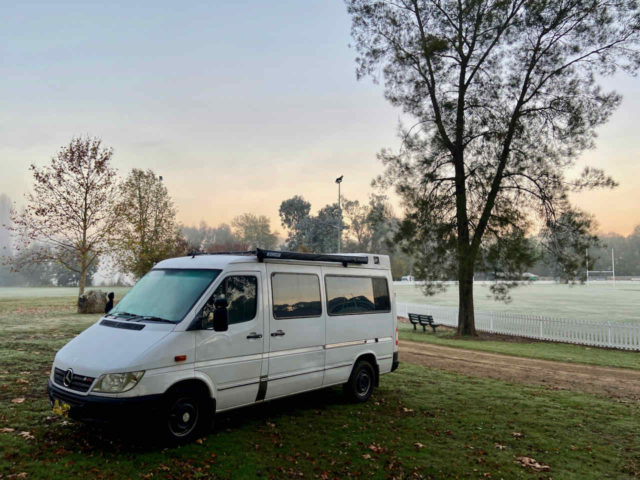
[174,355,187,362]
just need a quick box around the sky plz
[1,1,638,237]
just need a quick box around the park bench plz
[408,313,441,333]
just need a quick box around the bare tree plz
[347,0,639,335]
[10,137,119,296]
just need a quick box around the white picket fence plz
[397,302,640,351]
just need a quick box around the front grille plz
[54,368,95,393]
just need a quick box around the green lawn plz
[399,323,640,370]
[1,295,640,478]
[395,281,640,324]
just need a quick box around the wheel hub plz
[168,398,199,437]
[356,371,371,395]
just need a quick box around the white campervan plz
[48,249,399,443]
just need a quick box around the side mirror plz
[212,298,229,332]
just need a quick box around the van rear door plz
[264,264,325,399]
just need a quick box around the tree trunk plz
[78,254,87,297]
[457,260,477,336]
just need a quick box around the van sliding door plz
[264,265,325,399]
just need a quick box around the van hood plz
[54,320,174,378]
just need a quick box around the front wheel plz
[163,390,211,444]
[344,360,376,403]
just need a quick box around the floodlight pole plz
[335,175,343,253]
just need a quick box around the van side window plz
[205,275,257,325]
[325,276,391,315]
[271,273,322,319]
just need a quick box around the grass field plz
[1,293,640,478]
[395,281,640,323]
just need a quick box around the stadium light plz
[335,175,343,253]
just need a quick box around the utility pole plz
[335,175,343,253]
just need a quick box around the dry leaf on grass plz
[511,432,523,439]
[11,397,25,404]
[368,444,386,454]
[19,431,35,440]
[494,443,507,450]
[414,442,425,449]
[515,456,550,472]
[0,427,15,433]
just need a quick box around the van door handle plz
[246,332,263,339]
[270,330,285,337]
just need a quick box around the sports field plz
[1,291,639,478]
[1,282,639,324]
[395,281,640,324]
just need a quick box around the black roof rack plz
[186,249,370,267]
[256,249,368,267]
[188,250,256,258]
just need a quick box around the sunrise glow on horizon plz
[1,1,638,236]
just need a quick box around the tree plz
[0,194,11,257]
[182,222,247,252]
[343,194,396,253]
[347,0,639,335]
[10,137,119,295]
[113,169,185,279]
[232,213,279,250]
[279,195,311,231]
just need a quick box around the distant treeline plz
[530,226,640,278]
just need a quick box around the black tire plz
[162,388,212,444]
[344,359,376,403]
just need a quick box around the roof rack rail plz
[186,249,370,267]
[187,250,256,258]
[256,248,368,267]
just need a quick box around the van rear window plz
[272,273,322,319]
[325,276,390,316]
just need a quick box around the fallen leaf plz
[362,454,372,460]
[368,443,386,454]
[11,397,25,404]
[19,431,34,440]
[413,442,425,449]
[515,456,550,472]
[16,379,29,384]
[0,427,15,433]
[402,407,415,413]
[494,443,507,450]
[511,432,523,439]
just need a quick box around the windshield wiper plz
[109,311,143,321]
[135,316,175,324]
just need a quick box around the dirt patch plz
[399,340,640,402]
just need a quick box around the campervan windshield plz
[111,269,221,323]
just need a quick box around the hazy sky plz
[1,1,638,236]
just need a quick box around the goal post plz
[586,248,616,284]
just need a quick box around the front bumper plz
[391,351,399,372]
[47,380,163,422]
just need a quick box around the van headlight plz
[92,371,145,393]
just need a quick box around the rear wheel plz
[344,359,376,402]
[162,389,212,444]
